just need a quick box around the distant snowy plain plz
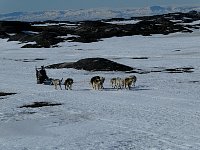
[0,27,200,149]
[1,5,200,22]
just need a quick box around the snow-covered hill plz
[0,30,200,149]
[0,5,200,22]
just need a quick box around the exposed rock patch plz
[188,81,200,84]
[46,58,133,71]
[3,58,46,62]
[163,67,194,73]
[131,57,149,59]
[0,92,16,97]
[19,102,62,108]
[0,92,16,99]
[0,11,199,48]
[126,67,194,74]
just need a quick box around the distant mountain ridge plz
[0,5,200,22]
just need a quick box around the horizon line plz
[1,4,200,14]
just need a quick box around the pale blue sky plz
[0,0,200,13]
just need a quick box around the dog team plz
[50,75,137,90]
[110,75,137,90]
[51,78,74,90]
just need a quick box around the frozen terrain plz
[0,30,200,149]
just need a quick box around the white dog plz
[51,78,63,90]
[110,77,124,90]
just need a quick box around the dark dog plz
[64,78,74,90]
[90,76,105,90]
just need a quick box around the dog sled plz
[35,66,51,84]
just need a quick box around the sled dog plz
[64,78,74,90]
[90,76,105,90]
[51,78,63,90]
[124,75,137,89]
[110,77,124,89]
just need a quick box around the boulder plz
[46,57,133,71]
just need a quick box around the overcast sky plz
[0,0,200,13]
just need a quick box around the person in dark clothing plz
[36,66,49,84]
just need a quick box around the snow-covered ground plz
[105,20,141,25]
[0,30,200,149]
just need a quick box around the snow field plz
[0,31,200,149]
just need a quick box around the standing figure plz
[36,66,49,84]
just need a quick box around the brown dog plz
[124,75,137,89]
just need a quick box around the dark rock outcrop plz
[19,102,62,108]
[0,92,16,96]
[0,31,9,38]
[0,11,199,48]
[46,58,133,71]
[0,21,32,33]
